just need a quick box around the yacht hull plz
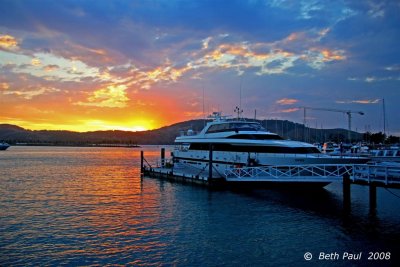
[173,150,369,169]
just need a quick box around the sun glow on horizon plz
[1,119,156,132]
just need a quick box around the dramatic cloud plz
[0,0,399,133]
[281,108,300,113]
[76,84,129,108]
[336,99,381,104]
[0,34,18,49]
[3,86,60,100]
[0,82,10,90]
[276,98,299,105]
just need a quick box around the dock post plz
[140,150,144,174]
[161,148,165,168]
[209,144,213,180]
[343,173,351,211]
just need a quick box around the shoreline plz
[10,143,141,148]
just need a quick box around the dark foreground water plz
[1,146,400,266]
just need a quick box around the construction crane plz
[300,107,365,142]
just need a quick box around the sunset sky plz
[1,0,400,135]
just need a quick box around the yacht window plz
[177,143,190,151]
[188,143,321,154]
[206,123,230,133]
[227,134,283,140]
[206,122,265,133]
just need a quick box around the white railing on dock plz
[224,164,353,182]
[224,163,400,186]
[352,164,400,186]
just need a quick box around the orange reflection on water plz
[72,147,172,255]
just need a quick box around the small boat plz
[0,141,10,151]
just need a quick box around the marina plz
[1,146,400,266]
[2,1,400,265]
[142,148,400,209]
[144,159,400,188]
[141,112,400,216]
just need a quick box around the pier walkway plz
[224,164,400,187]
[352,164,400,188]
[141,149,400,211]
[141,150,400,189]
[224,164,352,183]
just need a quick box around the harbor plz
[142,147,400,212]
[3,1,400,265]
[2,145,400,266]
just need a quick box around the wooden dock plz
[141,149,400,209]
[141,149,400,186]
[352,164,400,188]
[142,165,223,186]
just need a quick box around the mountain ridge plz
[0,119,364,145]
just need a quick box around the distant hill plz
[0,119,364,145]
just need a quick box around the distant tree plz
[386,135,400,144]
[370,132,386,144]
[363,132,372,143]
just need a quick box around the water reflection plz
[1,146,399,266]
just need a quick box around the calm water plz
[1,146,400,266]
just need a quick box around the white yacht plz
[173,113,369,174]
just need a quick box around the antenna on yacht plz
[234,75,244,120]
[382,98,386,136]
[234,106,243,119]
[202,85,205,128]
[239,76,243,112]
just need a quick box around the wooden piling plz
[161,148,165,167]
[140,150,144,174]
[208,144,213,180]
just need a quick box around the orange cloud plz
[318,28,330,39]
[75,84,129,108]
[287,33,298,42]
[336,99,380,104]
[31,58,41,66]
[131,62,191,89]
[284,32,304,43]
[44,64,60,72]
[320,49,346,61]
[194,42,299,75]
[354,99,380,104]
[0,34,18,49]
[276,98,298,105]
[3,86,60,99]
[0,82,9,90]
[305,48,346,69]
[281,108,300,113]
